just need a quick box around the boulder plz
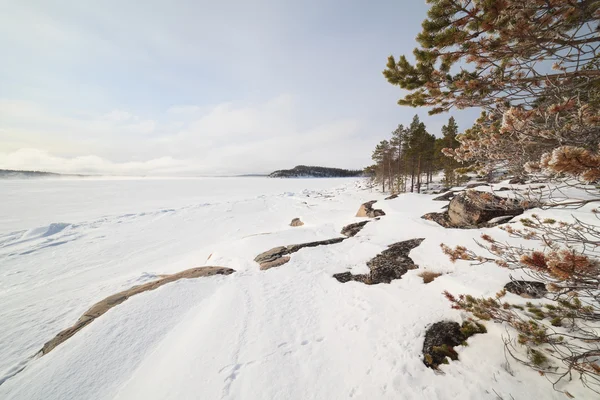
[356,200,386,218]
[290,218,304,227]
[447,191,524,227]
[385,194,399,200]
[504,280,547,298]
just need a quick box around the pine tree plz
[434,116,462,186]
[383,0,600,175]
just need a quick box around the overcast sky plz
[0,0,480,176]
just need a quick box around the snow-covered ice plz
[0,177,593,399]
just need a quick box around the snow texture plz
[0,176,595,399]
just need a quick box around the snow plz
[0,177,594,399]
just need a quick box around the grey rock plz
[504,280,547,298]
[333,238,424,285]
[447,192,523,227]
[341,220,370,237]
[423,321,465,368]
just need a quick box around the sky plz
[0,0,480,176]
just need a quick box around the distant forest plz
[269,165,363,178]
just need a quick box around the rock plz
[39,266,235,355]
[254,246,288,265]
[422,321,465,368]
[356,200,386,218]
[509,177,526,185]
[290,218,304,227]
[341,220,370,237]
[504,280,547,298]
[421,212,453,228]
[260,256,291,270]
[256,238,347,270]
[486,215,515,225]
[447,191,524,227]
[332,271,369,284]
[385,194,399,200]
[333,238,424,284]
[433,191,459,201]
[497,187,511,191]
[465,182,490,189]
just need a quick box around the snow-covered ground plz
[0,177,592,399]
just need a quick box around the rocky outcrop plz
[333,238,424,285]
[504,280,547,298]
[39,266,235,355]
[255,238,347,270]
[356,200,386,218]
[340,220,372,237]
[447,191,523,227]
[422,321,465,368]
[423,320,486,368]
[259,256,291,271]
[421,212,453,228]
[290,218,304,227]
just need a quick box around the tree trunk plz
[417,155,422,194]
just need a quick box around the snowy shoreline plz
[0,177,594,399]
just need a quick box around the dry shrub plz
[418,271,442,284]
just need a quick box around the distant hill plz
[0,169,85,179]
[268,165,364,178]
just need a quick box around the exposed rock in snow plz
[255,238,347,270]
[422,321,465,368]
[504,280,547,298]
[447,192,524,227]
[333,238,424,284]
[355,200,386,218]
[432,191,460,201]
[464,182,490,189]
[39,266,235,355]
[422,212,453,228]
[290,218,304,227]
[384,194,399,200]
[260,256,291,271]
[340,220,371,237]
[509,177,526,185]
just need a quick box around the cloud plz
[0,148,189,176]
[0,96,371,176]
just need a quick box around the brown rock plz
[340,220,370,237]
[39,266,234,355]
[356,200,386,218]
[447,191,523,227]
[290,218,304,227]
[260,256,291,270]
